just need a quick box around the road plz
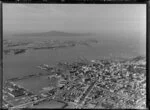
[10,97,47,109]
[78,81,96,105]
[10,95,68,109]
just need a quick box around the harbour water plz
[3,32,146,81]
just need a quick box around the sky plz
[3,4,146,34]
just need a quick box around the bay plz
[3,33,146,80]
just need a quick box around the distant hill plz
[14,31,93,37]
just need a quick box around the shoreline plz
[5,55,146,83]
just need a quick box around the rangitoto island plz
[13,31,94,37]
